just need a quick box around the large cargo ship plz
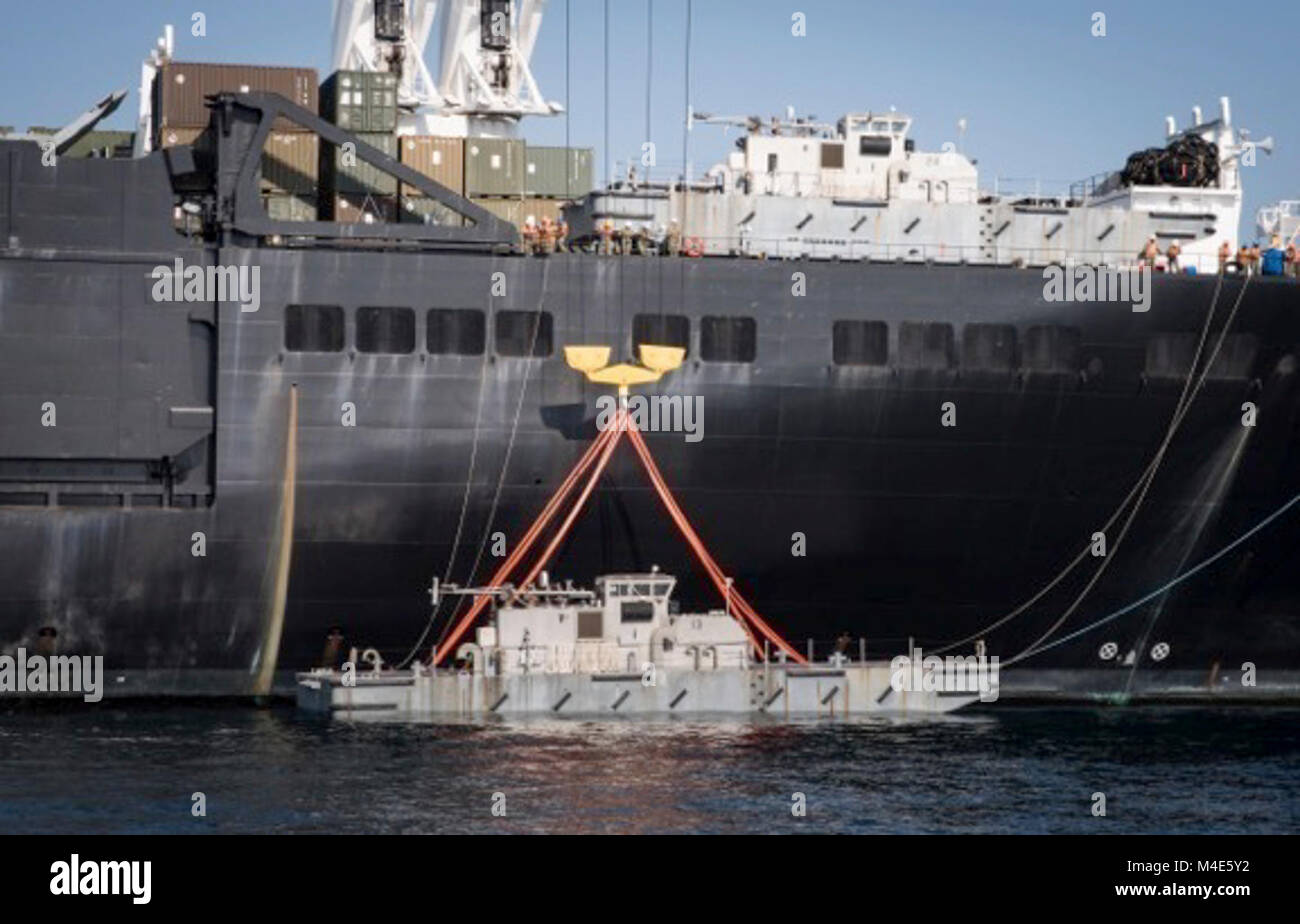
[1,0,1298,699]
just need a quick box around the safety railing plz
[575,233,1231,274]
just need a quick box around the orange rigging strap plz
[432,409,805,665]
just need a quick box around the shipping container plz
[524,146,595,198]
[520,197,565,226]
[263,193,319,222]
[321,70,398,133]
[398,135,464,195]
[464,137,525,197]
[261,132,319,194]
[398,196,464,227]
[468,196,523,226]
[158,127,206,148]
[155,62,318,132]
[321,132,399,196]
[327,194,398,224]
[159,128,317,193]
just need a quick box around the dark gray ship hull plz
[2,135,1299,700]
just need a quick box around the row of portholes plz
[1099,641,1169,662]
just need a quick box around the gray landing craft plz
[2,1,1299,702]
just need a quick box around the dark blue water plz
[1,706,1296,834]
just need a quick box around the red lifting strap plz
[433,409,805,665]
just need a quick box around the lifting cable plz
[1005,488,1300,667]
[432,411,804,665]
[932,267,1250,656]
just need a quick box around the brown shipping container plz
[155,62,318,132]
[398,136,464,195]
[468,197,522,227]
[520,198,564,226]
[158,127,206,148]
[261,132,319,194]
[328,194,398,224]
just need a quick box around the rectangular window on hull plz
[356,306,416,354]
[898,321,955,369]
[285,304,345,352]
[1024,325,1081,372]
[700,316,757,363]
[428,308,486,356]
[832,320,888,366]
[962,323,1018,371]
[495,310,553,357]
[1145,332,1197,378]
[1208,334,1259,380]
[633,313,691,357]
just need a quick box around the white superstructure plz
[571,97,1269,271]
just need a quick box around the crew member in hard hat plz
[598,219,614,256]
[521,216,538,256]
[666,220,682,257]
[556,217,569,253]
[1141,237,1159,269]
[1166,241,1181,274]
[539,216,555,255]
[619,222,634,256]
[1218,240,1232,274]
[1286,240,1298,279]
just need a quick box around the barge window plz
[832,320,888,366]
[633,313,691,357]
[700,316,757,363]
[1024,325,1081,372]
[495,310,553,357]
[356,306,416,354]
[427,308,486,356]
[821,142,845,169]
[898,321,955,369]
[962,323,1018,371]
[285,304,344,352]
[620,601,654,623]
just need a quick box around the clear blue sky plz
[5,0,1296,241]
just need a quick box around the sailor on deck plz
[1141,237,1159,269]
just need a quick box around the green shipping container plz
[263,193,319,222]
[321,70,398,133]
[524,146,594,198]
[398,195,464,228]
[464,137,525,197]
[321,132,399,196]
